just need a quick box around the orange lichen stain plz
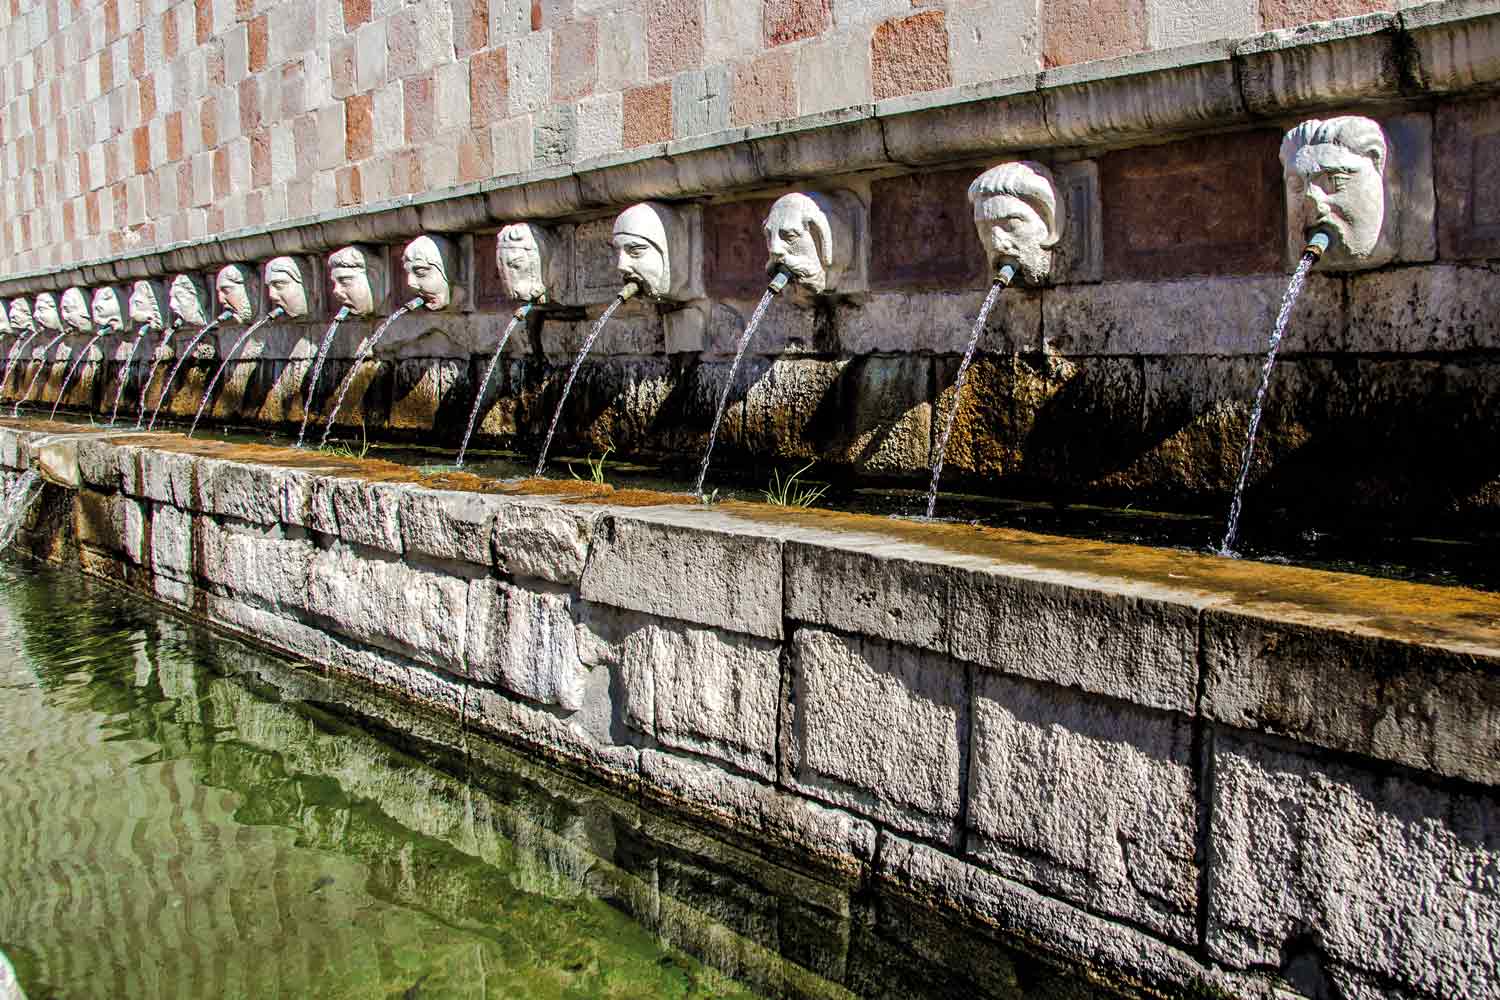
[722,502,1500,655]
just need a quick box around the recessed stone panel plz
[868,169,988,291]
[1437,94,1500,260]
[704,197,777,300]
[1101,129,1284,280]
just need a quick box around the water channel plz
[0,559,1128,1000]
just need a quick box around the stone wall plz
[0,0,1419,271]
[5,422,1496,999]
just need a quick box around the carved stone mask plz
[7,299,32,334]
[215,265,256,323]
[329,246,378,316]
[128,281,166,332]
[33,292,63,333]
[61,289,92,332]
[968,161,1062,286]
[402,236,453,310]
[1282,116,1388,262]
[497,223,552,303]
[764,193,840,294]
[613,203,680,298]
[265,257,309,318]
[166,276,205,327]
[91,287,123,332]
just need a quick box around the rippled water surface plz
[0,561,1125,1000]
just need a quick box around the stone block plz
[580,507,784,640]
[73,489,143,562]
[206,593,332,667]
[306,476,408,552]
[1042,273,1346,356]
[672,65,732,139]
[399,486,498,566]
[466,578,586,710]
[1347,264,1500,353]
[1146,0,1254,49]
[704,197,777,300]
[75,436,123,491]
[1405,0,1500,95]
[1203,607,1500,786]
[640,749,876,880]
[948,562,1201,714]
[1101,129,1283,281]
[616,615,781,780]
[1207,729,1500,1000]
[836,288,1041,356]
[195,458,292,526]
[466,681,640,786]
[491,497,595,585]
[967,672,1199,944]
[1042,45,1244,145]
[196,516,313,612]
[786,628,966,844]
[1234,11,1399,116]
[1042,0,1146,67]
[868,168,988,291]
[784,534,950,653]
[149,501,193,580]
[871,10,950,101]
[1436,94,1500,260]
[306,540,469,671]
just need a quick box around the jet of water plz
[189,307,285,437]
[108,329,150,426]
[14,331,68,416]
[147,310,232,431]
[295,306,352,448]
[134,320,183,428]
[0,469,43,552]
[320,299,424,449]
[0,332,40,401]
[52,329,110,420]
[1218,232,1329,556]
[456,302,532,468]
[924,265,1016,520]
[694,271,790,497]
[533,283,638,477]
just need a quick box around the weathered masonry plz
[6,422,1497,1000]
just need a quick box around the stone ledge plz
[6,7,1500,295]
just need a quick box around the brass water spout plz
[767,269,791,295]
[1303,230,1332,262]
[993,262,1018,289]
[402,296,426,311]
[618,280,642,302]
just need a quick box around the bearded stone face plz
[166,276,205,326]
[61,288,93,332]
[33,293,63,333]
[973,194,1054,286]
[216,265,255,323]
[764,194,832,294]
[265,257,310,318]
[497,224,549,303]
[402,236,451,310]
[91,287,124,332]
[6,299,32,334]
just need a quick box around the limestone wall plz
[4,422,1496,999]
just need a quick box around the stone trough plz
[1,418,1494,1000]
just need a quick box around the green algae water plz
[0,561,1123,1000]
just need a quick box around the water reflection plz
[0,562,1124,999]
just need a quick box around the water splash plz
[925,268,1014,520]
[1218,236,1327,556]
[533,286,635,477]
[295,306,352,448]
[456,303,532,468]
[1,332,39,400]
[52,329,110,420]
[147,310,231,431]
[0,469,43,552]
[108,330,149,426]
[189,307,284,437]
[14,331,67,416]
[134,321,182,428]
[320,299,423,448]
[694,273,788,497]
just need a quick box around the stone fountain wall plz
[2,424,1496,1000]
[1,4,1499,522]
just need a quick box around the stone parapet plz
[2,420,1496,999]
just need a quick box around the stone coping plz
[2,2,1498,297]
[5,417,1497,789]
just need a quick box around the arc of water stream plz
[14,332,68,416]
[135,321,183,428]
[533,285,637,477]
[189,308,285,437]
[295,307,352,448]
[924,265,1015,520]
[147,311,232,431]
[0,468,44,552]
[52,329,110,420]
[1218,232,1329,556]
[1,332,40,401]
[320,299,424,449]
[694,272,790,497]
[108,330,150,426]
[455,303,533,468]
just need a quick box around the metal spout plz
[333,305,352,322]
[214,309,234,324]
[618,280,642,302]
[514,301,534,321]
[1303,230,1332,261]
[403,296,426,311]
[767,270,791,295]
[994,262,1018,289]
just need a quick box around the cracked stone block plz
[197,515,313,612]
[400,486,500,566]
[492,497,595,585]
[966,672,1199,945]
[465,578,586,711]
[1207,729,1500,1000]
[616,615,781,780]
[785,628,965,844]
[149,501,193,579]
